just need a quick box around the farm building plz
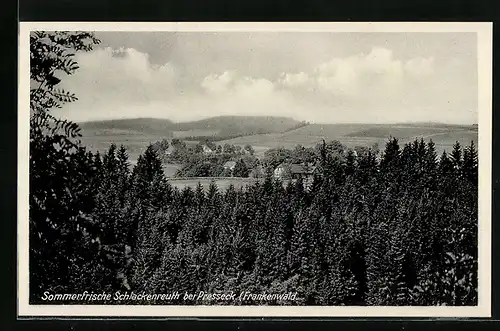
[221,160,237,177]
[273,163,288,180]
[223,161,237,171]
[163,144,175,155]
[202,145,215,155]
[274,163,316,180]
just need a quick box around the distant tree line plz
[29,31,478,306]
[281,120,310,133]
[179,134,251,142]
[180,121,310,142]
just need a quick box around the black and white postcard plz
[18,22,492,317]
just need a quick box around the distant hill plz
[391,122,478,130]
[175,116,301,137]
[79,116,301,138]
[77,116,302,161]
[79,118,175,136]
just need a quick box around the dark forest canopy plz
[29,31,478,306]
[31,133,479,305]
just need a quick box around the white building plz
[202,145,214,155]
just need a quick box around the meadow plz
[220,123,478,156]
[171,129,220,138]
[78,121,478,163]
[79,128,197,163]
[79,129,163,163]
[77,115,302,161]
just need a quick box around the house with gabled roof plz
[202,144,215,155]
[223,161,237,171]
[163,144,175,156]
[274,162,316,180]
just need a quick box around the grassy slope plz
[174,115,300,136]
[221,123,478,156]
[78,116,301,160]
[78,117,478,162]
[79,116,300,138]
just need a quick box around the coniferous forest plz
[29,32,478,306]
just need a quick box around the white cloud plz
[312,47,405,95]
[274,47,415,97]
[62,47,177,105]
[54,42,474,124]
[198,73,302,119]
[201,71,235,93]
[363,47,403,75]
[202,72,276,96]
[280,72,310,87]
[233,77,275,95]
[316,59,359,95]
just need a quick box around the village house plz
[202,144,215,155]
[273,163,287,180]
[274,162,317,191]
[163,144,175,156]
[273,163,316,180]
[223,160,237,175]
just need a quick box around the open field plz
[78,116,300,162]
[78,116,301,146]
[79,130,165,162]
[80,130,199,163]
[221,123,478,156]
[345,126,453,139]
[78,121,478,163]
[172,129,220,138]
[162,164,183,177]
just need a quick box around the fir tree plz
[345,149,357,177]
[462,140,478,184]
[381,137,401,170]
[233,158,250,177]
[450,141,463,172]
[439,150,453,175]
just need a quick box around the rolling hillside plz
[78,118,174,135]
[77,116,302,161]
[79,116,301,137]
[174,116,301,137]
[220,123,478,156]
[77,116,477,162]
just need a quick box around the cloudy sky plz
[55,31,478,124]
